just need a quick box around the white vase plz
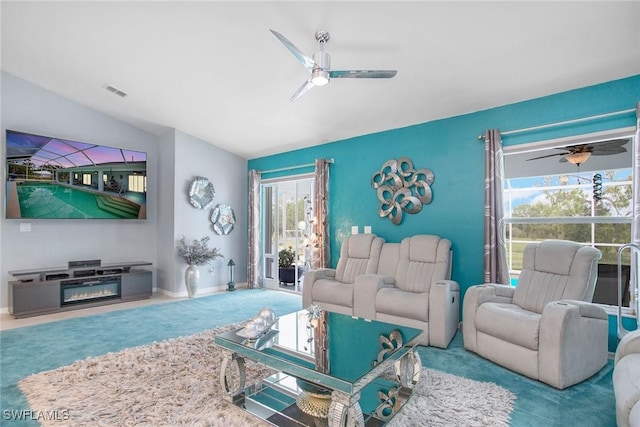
[185,265,199,298]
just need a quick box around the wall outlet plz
[364,226,372,234]
[351,226,359,235]
[19,223,31,232]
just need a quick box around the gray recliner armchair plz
[463,239,608,389]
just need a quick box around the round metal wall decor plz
[371,157,434,225]
[188,177,215,209]
[211,204,235,235]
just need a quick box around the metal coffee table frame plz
[215,311,422,426]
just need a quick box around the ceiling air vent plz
[104,84,128,98]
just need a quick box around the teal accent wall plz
[249,75,640,351]
[608,315,638,351]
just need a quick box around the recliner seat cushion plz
[395,236,451,293]
[475,302,541,351]
[513,241,601,313]
[512,270,569,313]
[376,287,429,322]
[532,240,579,275]
[334,234,384,283]
[311,279,354,307]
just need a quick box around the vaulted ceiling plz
[2,1,638,159]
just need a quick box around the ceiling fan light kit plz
[311,68,329,86]
[565,151,591,165]
[270,29,397,101]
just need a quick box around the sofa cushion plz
[475,302,541,351]
[376,287,429,322]
[335,234,384,283]
[512,270,569,314]
[395,236,451,293]
[513,241,601,313]
[614,353,640,425]
[311,279,354,308]
[531,240,580,275]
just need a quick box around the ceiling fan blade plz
[289,78,315,102]
[330,70,397,79]
[588,139,628,150]
[590,139,629,153]
[270,29,316,71]
[526,152,567,161]
[591,147,627,155]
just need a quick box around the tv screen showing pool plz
[5,130,147,220]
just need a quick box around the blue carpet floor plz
[418,334,616,427]
[0,289,616,426]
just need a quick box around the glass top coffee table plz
[214,308,422,426]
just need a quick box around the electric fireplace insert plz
[60,276,121,306]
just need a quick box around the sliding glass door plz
[262,176,314,293]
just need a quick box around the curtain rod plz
[477,108,636,141]
[260,158,334,174]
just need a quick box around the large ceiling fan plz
[526,139,629,166]
[270,29,397,102]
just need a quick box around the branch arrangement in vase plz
[176,236,224,266]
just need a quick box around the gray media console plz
[8,261,153,318]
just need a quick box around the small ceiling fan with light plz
[526,139,629,167]
[270,29,398,102]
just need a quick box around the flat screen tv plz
[5,129,147,220]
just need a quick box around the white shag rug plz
[19,323,515,426]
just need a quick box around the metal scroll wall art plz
[371,157,435,225]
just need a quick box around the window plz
[503,133,635,308]
[82,173,92,185]
[128,175,146,193]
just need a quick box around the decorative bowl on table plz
[237,307,278,339]
[295,378,332,419]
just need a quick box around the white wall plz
[170,129,248,295]
[0,72,160,309]
[1,71,249,308]
[155,129,176,294]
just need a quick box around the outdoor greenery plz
[272,198,308,259]
[507,171,632,267]
[278,246,296,268]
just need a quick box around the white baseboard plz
[155,282,248,298]
[0,306,9,315]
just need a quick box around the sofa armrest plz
[428,280,460,348]
[615,329,640,365]
[462,284,515,352]
[539,300,608,389]
[433,279,460,292]
[630,401,640,427]
[302,268,336,307]
[353,274,394,320]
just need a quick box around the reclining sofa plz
[302,234,460,348]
